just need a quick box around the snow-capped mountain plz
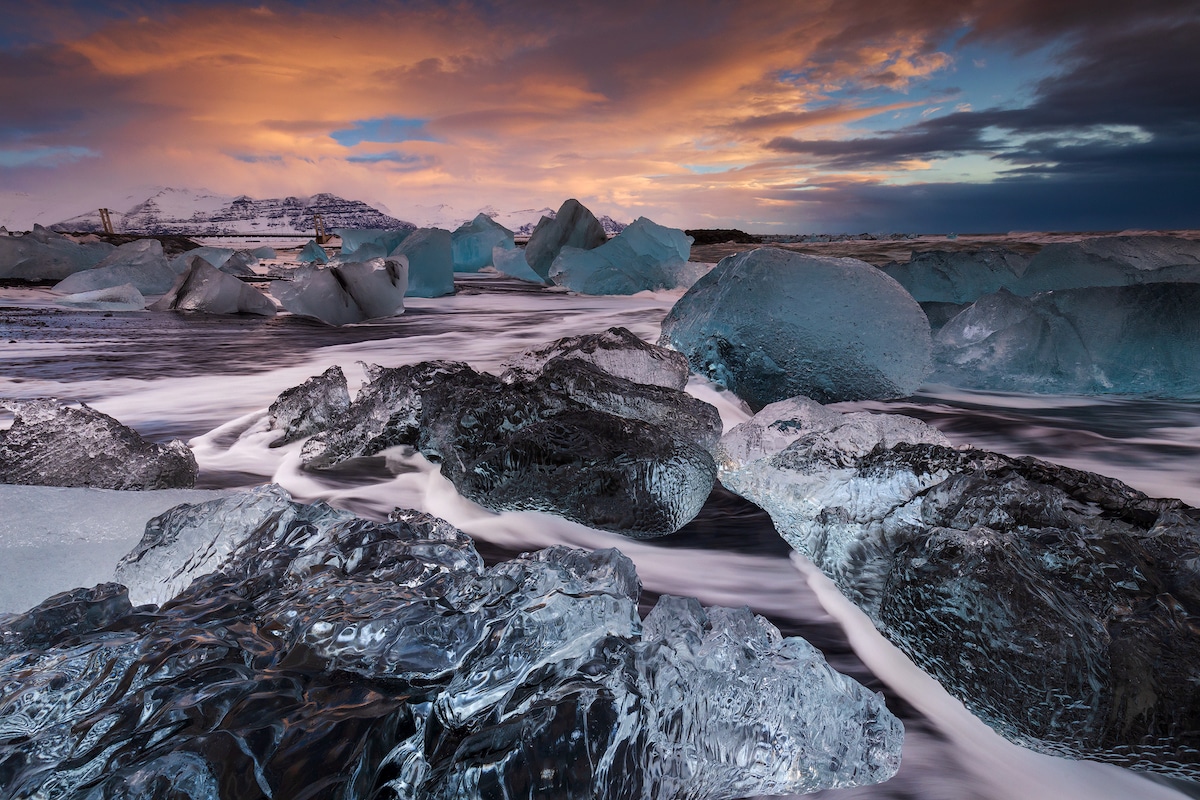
[52,188,415,235]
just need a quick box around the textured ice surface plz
[297,354,719,536]
[170,245,234,273]
[389,227,454,297]
[297,238,330,263]
[251,245,276,260]
[660,248,932,409]
[335,227,411,256]
[491,244,545,283]
[267,364,350,447]
[0,398,197,489]
[501,325,691,390]
[451,212,515,271]
[218,249,258,277]
[272,257,408,325]
[883,248,1031,303]
[932,284,1200,395]
[150,255,276,316]
[53,238,177,295]
[524,198,608,281]
[719,400,1200,778]
[0,486,900,798]
[0,225,112,281]
[57,282,146,310]
[0,485,230,613]
[549,216,702,294]
[1014,235,1200,295]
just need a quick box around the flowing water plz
[2,271,1197,799]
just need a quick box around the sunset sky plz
[1,0,1197,232]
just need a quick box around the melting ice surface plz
[2,269,1199,799]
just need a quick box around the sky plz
[1,0,1197,232]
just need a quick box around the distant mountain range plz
[45,188,627,237]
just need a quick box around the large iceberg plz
[52,238,177,295]
[272,256,408,325]
[0,486,901,799]
[882,248,1031,303]
[524,198,608,281]
[169,245,234,273]
[0,225,113,282]
[297,354,719,536]
[150,255,277,316]
[1014,235,1200,295]
[491,244,546,283]
[389,227,454,297]
[549,216,704,295]
[718,398,1200,778]
[660,248,932,409]
[451,212,515,271]
[336,227,411,256]
[297,238,330,263]
[931,284,1200,395]
[0,398,197,489]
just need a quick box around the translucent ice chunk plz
[451,213,515,271]
[932,284,1200,395]
[335,227,411,256]
[1014,235,1200,294]
[660,248,932,409]
[169,245,234,273]
[150,255,276,316]
[218,249,258,277]
[272,256,408,325]
[491,244,546,283]
[0,487,901,798]
[297,238,330,263]
[53,238,177,295]
[251,245,276,259]
[267,365,351,447]
[500,325,691,389]
[389,227,454,297]
[549,217,702,295]
[524,198,608,281]
[0,398,197,490]
[57,282,146,310]
[883,248,1031,303]
[718,399,1200,778]
[0,225,113,282]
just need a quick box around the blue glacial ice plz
[660,248,931,409]
[883,248,1032,303]
[0,485,901,799]
[524,198,609,281]
[335,227,412,256]
[491,244,546,283]
[150,255,276,316]
[0,398,197,489]
[452,212,515,271]
[251,245,276,259]
[52,238,177,295]
[298,238,330,263]
[1014,235,1200,295]
[170,245,234,273]
[0,225,113,282]
[389,227,454,297]
[549,216,705,295]
[717,397,1200,778]
[57,282,146,310]
[931,284,1200,395]
[272,257,408,325]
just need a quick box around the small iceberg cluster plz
[549,216,702,295]
[0,225,114,282]
[273,257,409,325]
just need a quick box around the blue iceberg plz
[389,227,454,297]
[549,217,702,295]
[451,213,515,271]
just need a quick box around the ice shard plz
[660,248,932,409]
[297,238,330,263]
[57,282,146,310]
[272,256,408,325]
[0,486,901,799]
[52,238,177,295]
[549,216,703,294]
[882,248,1031,303]
[0,225,113,282]
[501,325,691,390]
[218,249,259,277]
[297,353,718,536]
[150,255,276,316]
[931,284,1200,395]
[524,198,608,281]
[0,398,197,489]
[491,244,546,283]
[267,364,351,447]
[718,398,1200,778]
[451,212,515,271]
[389,227,454,297]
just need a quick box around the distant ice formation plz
[0,486,902,799]
[549,216,703,294]
[0,398,197,489]
[524,198,608,281]
[272,257,408,325]
[0,225,113,282]
[451,212,515,271]
[150,255,276,316]
[491,244,545,283]
[53,238,177,295]
[718,397,1200,779]
[297,238,330,263]
[660,248,931,408]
